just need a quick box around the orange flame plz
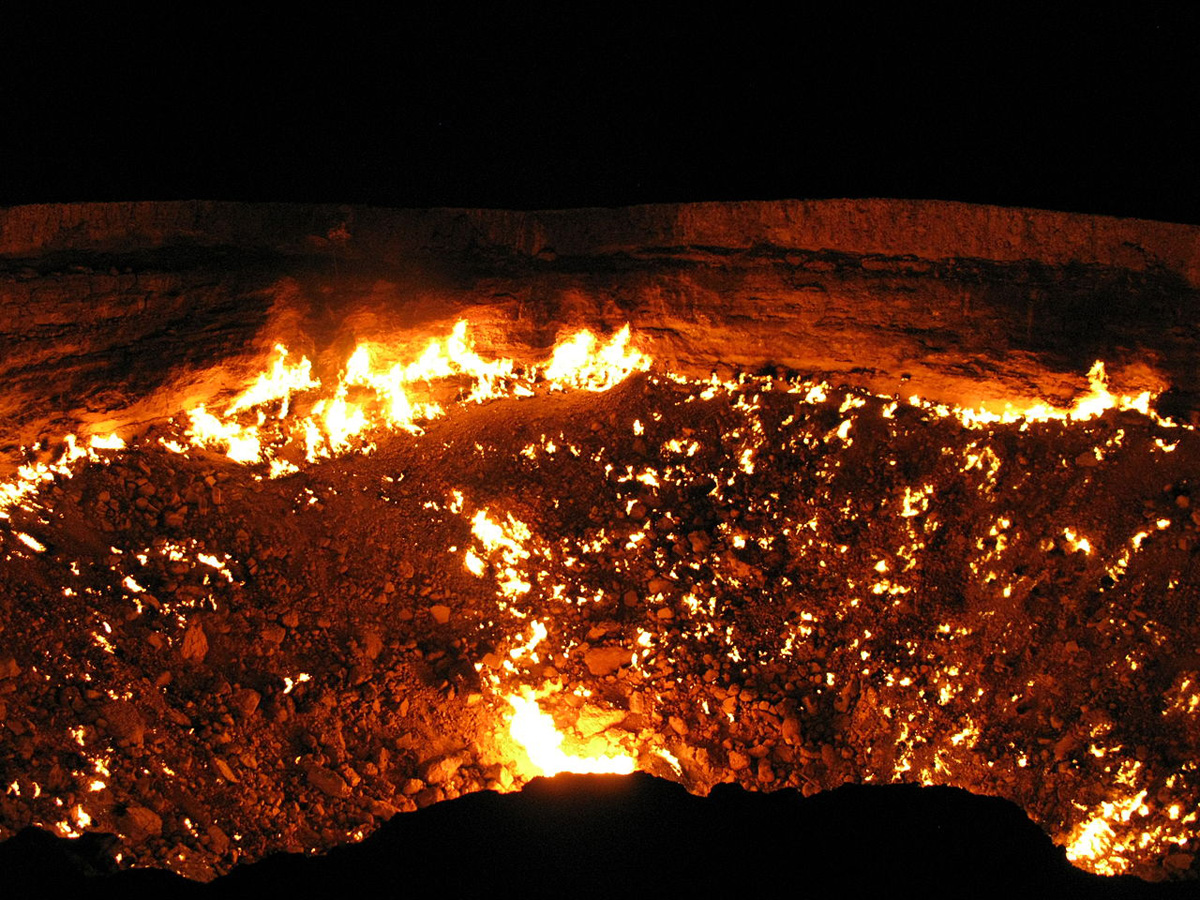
[178,321,650,469]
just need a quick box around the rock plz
[368,799,400,819]
[213,757,239,783]
[102,700,144,746]
[781,715,802,745]
[728,750,751,771]
[360,630,384,660]
[430,604,451,624]
[261,624,286,644]
[1052,733,1078,762]
[584,646,632,676]
[401,778,424,796]
[306,764,350,799]
[668,715,689,735]
[821,744,838,769]
[1165,852,1194,871]
[231,688,261,718]
[117,805,162,843]
[1073,450,1099,468]
[0,656,19,679]
[414,787,444,808]
[757,758,775,783]
[418,755,462,785]
[207,824,230,855]
[180,619,208,662]
[575,706,626,737]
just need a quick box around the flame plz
[544,325,649,391]
[506,689,635,777]
[467,508,534,598]
[187,405,262,463]
[1065,789,1152,875]
[909,360,1161,429]
[226,344,319,417]
[174,321,647,469]
[1,433,123,518]
[88,433,125,451]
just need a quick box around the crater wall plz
[2,199,1197,463]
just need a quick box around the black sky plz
[2,9,1198,222]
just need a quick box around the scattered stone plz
[180,620,208,662]
[728,750,751,771]
[306,764,350,799]
[102,700,145,746]
[1165,852,1194,872]
[367,799,400,819]
[575,706,626,737]
[781,715,802,744]
[647,576,672,594]
[117,805,163,843]
[361,630,384,659]
[207,824,230,855]
[231,688,261,719]
[584,646,632,676]
[418,755,462,785]
[401,778,424,796]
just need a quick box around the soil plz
[1,367,1198,883]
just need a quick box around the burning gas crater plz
[2,321,1199,882]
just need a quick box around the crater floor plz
[1,366,1199,883]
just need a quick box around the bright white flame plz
[507,691,635,777]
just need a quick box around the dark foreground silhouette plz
[0,774,1193,898]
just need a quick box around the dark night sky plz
[2,9,1199,222]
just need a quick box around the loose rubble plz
[1,364,1198,883]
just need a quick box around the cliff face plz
[1,199,1197,463]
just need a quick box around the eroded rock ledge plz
[1,199,1198,466]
